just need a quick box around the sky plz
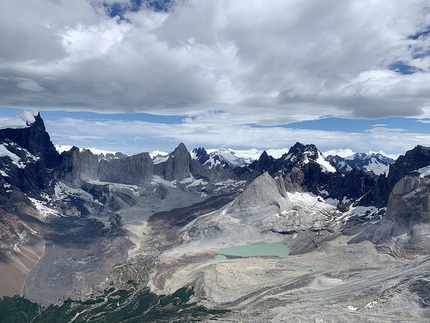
[0,0,430,156]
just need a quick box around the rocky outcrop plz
[98,152,153,185]
[0,113,61,169]
[227,172,292,216]
[0,113,61,196]
[55,147,99,187]
[154,143,191,181]
[388,145,430,190]
[57,148,153,187]
[349,175,430,256]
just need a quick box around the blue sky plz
[0,1,430,155]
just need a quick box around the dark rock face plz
[388,145,430,190]
[55,147,97,187]
[386,176,430,224]
[57,149,153,186]
[154,143,190,181]
[251,150,277,174]
[192,147,210,165]
[349,176,430,257]
[0,114,61,196]
[171,143,191,181]
[0,113,61,169]
[237,142,385,209]
[98,152,153,185]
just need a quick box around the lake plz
[217,242,290,258]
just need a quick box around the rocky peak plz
[286,142,319,160]
[277,142,336,176]
[171,142,191,181]
[327,152,394,177]
[0,112,61,196]
[388,145,430,189]
[228,172,291,216]
[251,150,276,173]
[0,112,61,169]
[153,142,192,181]
[192,147,210,164]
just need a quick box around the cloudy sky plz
[0,0,429,156]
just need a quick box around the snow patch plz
[0,110,37,130]
[288,191,339,215]
[417,165,430,178]
[54,182,94,201]
[153,155,170,164]
[149,150,169,159]
[316,152,336,173]
[83,180,141,195]
[0,144,26,168]
[363,157,389,176]
[151,175,177,188]
[28,197,61,219]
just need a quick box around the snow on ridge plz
[316,152,336,173]
[204,147,289,165]
[0,110,38,130]
[363,158,390,176]
[28,197,61,219]
[54,145,121,156]
[0,144,30,168]
[323,148,355,158]
[417,165,430,178]
[150,150,169,159]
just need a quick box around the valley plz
[1,112,430,322]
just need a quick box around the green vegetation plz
[0,287,228,323]
[109,258,156,290]
[0,296,40,323]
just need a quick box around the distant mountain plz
[326,152,395,176]
[191,147,254,168]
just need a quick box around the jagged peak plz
[257,150,272,162]
[228,172,291,215]
[175,142,188,152]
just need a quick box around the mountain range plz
[1,112,430,322]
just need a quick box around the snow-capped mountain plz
[3,111,430,322]
[191,147,255,168]
[326,152,395,176]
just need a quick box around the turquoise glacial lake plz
[216,242,290,259]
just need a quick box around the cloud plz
[16,78,45,91]
[0,0,429,125]
[44,116,430,156]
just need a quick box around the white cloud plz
[16,78,45,91]
[44,117,428,156]
[1,0,430,154]
[0,0,428,120]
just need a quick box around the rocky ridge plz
[1,112,430,321]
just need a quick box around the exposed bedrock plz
[349,175,430,256]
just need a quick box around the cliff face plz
[98,152,153,185]
[388,145,430,189]
[153,143,191,181]
[228,172,291,216]
[0,113,61,196]
[0,113,61,169]
[349,175,430,257]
